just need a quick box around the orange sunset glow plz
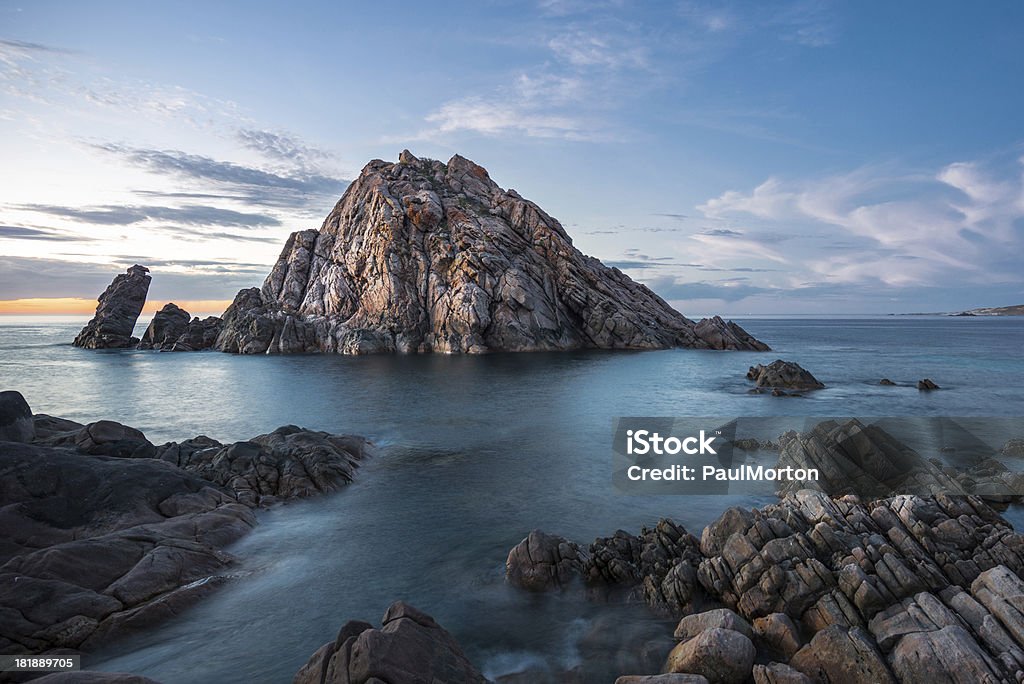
[0,298,233,316]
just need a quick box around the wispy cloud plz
[90,143,347,209]
[15,202,281,227]
[0,225,87,242]
[697,154,1024,289]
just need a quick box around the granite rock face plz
[293,601,488,684]
[214,151,769,355]
[73,265,151,349]
[514,489,1024,683]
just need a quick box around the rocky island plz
[72,151,769,355]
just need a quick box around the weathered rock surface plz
[747,360,824,391]
[519,489,1024,683]
[168,316,222,351]
[292,601,487,684]
[505,530,585,591]
[213,151,768,355]
[0,395,369,658]
[73,265,151,349]
[0,390,34,443]
[663,627,755,684]
[156,426,370,506]
[0,440,256,655]
[137,303,191,350]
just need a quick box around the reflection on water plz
[1,317,1023,682]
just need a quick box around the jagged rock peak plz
[72,264,151,349]
[216,151,770,355]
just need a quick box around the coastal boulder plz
[918,378,941,390]
[664,627,755,684]
[788,626,895,683]
[73,265,151,349]
[293,601,487,684]
[505,530,585,591]
[746,360,824,391]
[137,303,191,350]
[0,390,34,443]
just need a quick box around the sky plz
[1,0,1023,315]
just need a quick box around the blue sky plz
[1,0,1022,314]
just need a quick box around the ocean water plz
[1,316,1023,682]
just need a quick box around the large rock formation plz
[0,391,369,656]
[213,151,769,354]
[73,265,151,349]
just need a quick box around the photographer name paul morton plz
[624,429,820,483]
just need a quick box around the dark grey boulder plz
[72,265,151,349]
[137,303,191,350]
[0,390,34,443]
[746,360,824,391]
[918,378,941,390]
[169,316,222,351]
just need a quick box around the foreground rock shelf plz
[0,391,370,657]
[507,490,1024,683]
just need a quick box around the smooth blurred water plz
[1,316,1022,683]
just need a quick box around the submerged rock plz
[746,360,824,391]
[73,265,151,349]
[918,378,941,390]
[214,151,769,355]
[293,601,487,684]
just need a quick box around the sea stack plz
[215,151,770,354]
[72,264,151,349]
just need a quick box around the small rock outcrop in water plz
[293,601,487,684]
[137,302,223,351]
[212,151,769,354]
[513,490,1024,683]
[72,265,151,349]
[880,378,896,386]
[918,378,941,390]
[0,391,369,656]
[746,360,824,390]
[137,303,191,350]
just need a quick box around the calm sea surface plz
[1,316,1022,682]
